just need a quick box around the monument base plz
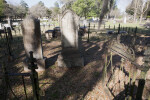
[23,58,46,72]
[57,49,84,67]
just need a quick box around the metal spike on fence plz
[132,26,137,47]
[22,76,28,100]
[128,27,130,34]
[29,51,40,100]
[114,25,115,30]
[87,23,90,42]
[118,24,120,34]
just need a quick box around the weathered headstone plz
[57,10,84,67]
[45,30,53,40]
[0,23,4,30]
[83,19,87,26]
[21,15,46,72]
[7,17,13,29]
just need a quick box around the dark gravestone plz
[57,10,84,67]
[119,31,128,34]
[21,16,46,72]
[107,30,114,35]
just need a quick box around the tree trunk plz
[134,9,137,22]
[98,0,109,30]
[134,0,138,22]
[140,13,143,23]
[124,14,127,24]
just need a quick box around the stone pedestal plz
[57,10,84,67]
[57,48,84,67]
[21,15,46,72]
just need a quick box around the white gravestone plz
[57,10,84,67]
[21,15,46,72]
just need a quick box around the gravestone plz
[7,17,13,29]
[45,30,53,40]
[21,15,46,72]
[0,23,4,30]
[83,19,87,26]
[57,10,84,67]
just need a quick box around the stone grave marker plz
[21,15,46,72]
[57,10,84,67]
[7,17,13,29]
[0,23,4,30]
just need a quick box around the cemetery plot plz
[0,15,150,100]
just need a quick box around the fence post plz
[128,27,130,34]
[117,24,120,34]
[104,24,105,29]
[94,24,95,29]
[2,62,8,100]
[114,25,115,30]
[109,25,110,29]
[133,27,137,48]
[87,23,90,42]
[4,27,13,60]
[29,51,40,100]
[22,76,28,100]
[126,27,128,31]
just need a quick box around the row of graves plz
[0,9,150,99]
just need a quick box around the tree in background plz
[139,0,150,23]
[30,1,48,18]
[72,0,96,19]
[19,0,28,18]
[50,1,60,20]
[97,0,114,30]
[0,0,5,16]
[54,1,60,14]
[47,9,52,18]
[126,5,134,16]
[126,0,150,22]
[110,7,121,19]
